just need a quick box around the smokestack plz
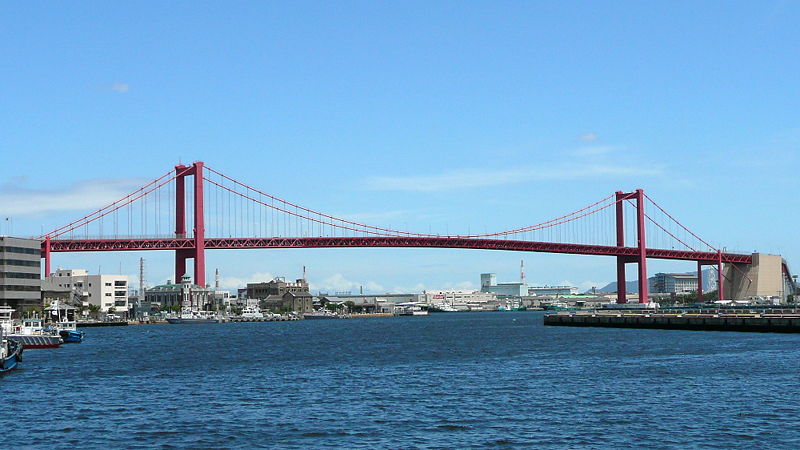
[139,258,146,295]
[215,268,220,290]
[303,265,307,281]
[520,259,526,284]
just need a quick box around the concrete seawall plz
[544,312,800,333]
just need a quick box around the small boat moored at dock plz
[394,303,430,316]
[240,306,264,319]
[7,317,63,348]
[303,310,340,320]
[166,309,222,324]
[1,307,62,349]
[0,335,23,374]
[45,301,85,343]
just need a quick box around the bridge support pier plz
[615,191,627,303]
[717,251,724,301]
[615,190,648,304]
[43,236,51,278]
[697,260,704,302]
[174,162,206,287]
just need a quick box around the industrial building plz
[259,291,313,314]
[480,273,528,297]
[724,253,796,304]
[0,236,42,313]
[47,268,129,314]
[528,285,579,296]
[245,276,314,314]
[246,277,308,299]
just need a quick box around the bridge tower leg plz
[635,189,648,304]
[175,164,189,283]
[43,236,51,278]
[615,191,627,304]
[193,161,206,288]
[717,251,724,301]
[697,261,704,302]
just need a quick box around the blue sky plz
[1,1,798,293]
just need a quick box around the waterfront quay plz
[544,310,800,333]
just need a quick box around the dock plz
[227,316,299,322]
[78,321,129,328]
[544,312,800,333]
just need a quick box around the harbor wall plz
[544,312,800,333]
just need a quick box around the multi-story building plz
[146,275,214,310]
[528,285,579,296]
[480,273,528,297]
[259,291,313,314]
[0,237,42,312]
[652,272,698,294]
[47,268,129,314]
[246,277,309,299]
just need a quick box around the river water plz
[4,312,800,448]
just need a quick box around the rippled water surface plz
[4,312,800,448]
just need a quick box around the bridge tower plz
[615,189,648,304]
[174,161,206,287]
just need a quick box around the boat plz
[240,306,264,319]
[6,317,63,349]
[394,304,429,316]
[0,334,23,374]
[44,300,85,343]
[166,309,221,324]
[303,310,339,320]
[428,304,458,313]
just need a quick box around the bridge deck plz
[43,236,753,264]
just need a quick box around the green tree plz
[88,304,101,319]
[344,301,355,313]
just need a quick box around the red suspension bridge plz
[40,161,774,304]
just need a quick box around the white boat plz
[430,304,458,312]
[240,306,264,319]
[6,315,63,348]
[166,309,220,324]
[44,300,85,343]
[394,304,429,316]
[303,310,339,320]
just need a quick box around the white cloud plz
[217,272,275,290]
[365,164,663,192]
[580,132,598,142]
[111,83,130,93]
[309,273,385,294]
[0,178,148,217]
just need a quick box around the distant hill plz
[589,269,717,294]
